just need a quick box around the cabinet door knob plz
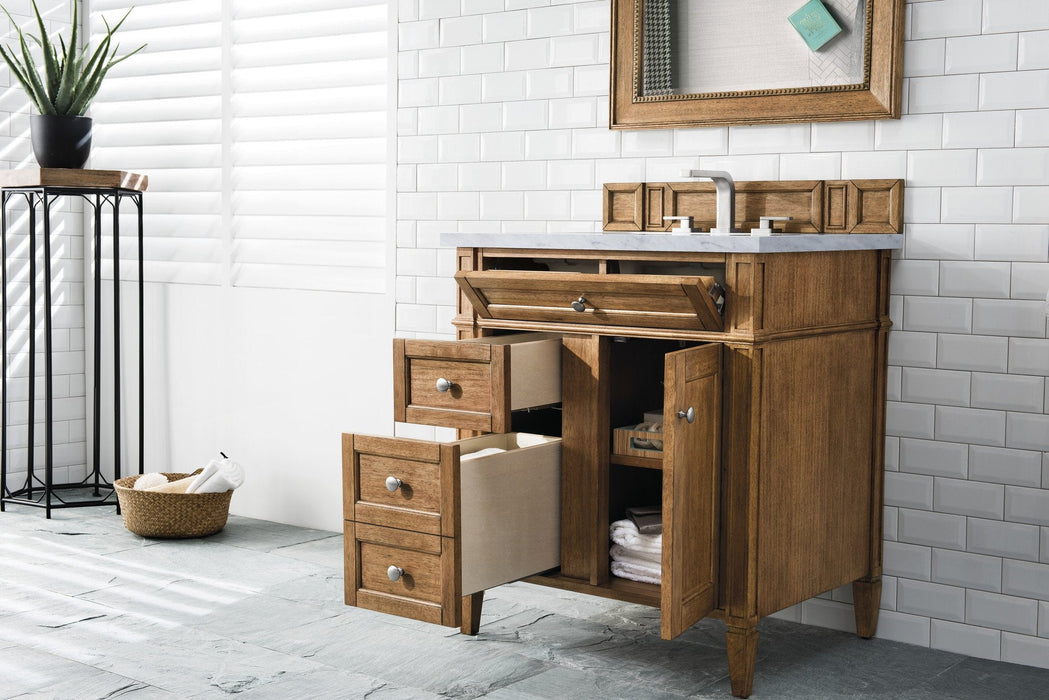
[387,565,404,582]
[571,296,587,312]
[436,377,453,392]
[677,407,696,424]
[386,476,403,492]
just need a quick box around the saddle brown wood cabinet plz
[343,234,899,698]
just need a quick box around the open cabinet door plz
[661,343,721,640]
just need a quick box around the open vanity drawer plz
[455,270,724,332]
[343,432,561,627]
[393,332,561,432]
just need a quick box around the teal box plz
[789,0,843,51]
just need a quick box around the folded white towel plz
[611,559,660,585]
[460,447,506,461]
[610,543,661,567]
[188,457,244,494]
[610,519,661,555]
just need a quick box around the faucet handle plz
[663,215,695,234]
[751,216,794,237]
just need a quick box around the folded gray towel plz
[627,506,662,535]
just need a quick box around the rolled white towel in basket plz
[133,472,169,490]
[146,475,197,493]
[187,457,244,494]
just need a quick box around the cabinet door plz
[661,343,721,640]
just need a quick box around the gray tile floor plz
[1,506,1047,699]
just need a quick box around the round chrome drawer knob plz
[571,296,587,312]
[387,565,404,582]
[677,407,696,424]
[436,377,453,393]
[385,476,403,492]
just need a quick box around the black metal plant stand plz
[0,170,147,517]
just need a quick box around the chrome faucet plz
[682,169,737,235]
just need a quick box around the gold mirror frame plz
[610,0,905,129]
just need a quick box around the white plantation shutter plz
[87,0,391,293]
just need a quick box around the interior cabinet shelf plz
[525,572,663,608]
[609,454,663,470]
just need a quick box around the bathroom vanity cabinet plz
[343,224,901,697]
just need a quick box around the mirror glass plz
[640,0,869,97]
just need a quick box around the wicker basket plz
[114,472,233,539]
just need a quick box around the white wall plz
[394,0,1049,668]
[121,283,393,531]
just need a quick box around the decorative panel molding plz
[603,180,904,235]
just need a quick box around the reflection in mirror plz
[639,0,869,97]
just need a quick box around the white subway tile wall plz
[394,0,1049,668]
[931,619,1003,660]
[0,4,86,491]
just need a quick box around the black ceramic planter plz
[30,114,93,169]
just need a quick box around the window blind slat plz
[98,71,223,101]
[91,96,222,123]
[231,85,387,116]
[233,60,387,92]
[233,33,385,67]
[233,7,386,43]
[93,121,223,147]
[231,165,389,190]
[232,113,386,140]
[234,0,385,17]
[233,239,385,267]
[232,264,385,294]
[232,191,386,217]
[232,215,385,242]
[231,139,385,166]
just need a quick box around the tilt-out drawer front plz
[455,270,724,332]
[393,332,561,432]
[343,432,562,628]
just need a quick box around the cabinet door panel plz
[661,343,721,640]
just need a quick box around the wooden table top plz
[0,168,148,191]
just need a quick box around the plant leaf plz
[1,2,144,116]
[15,23,55,113]
[65,31,113,116]
[67,39,117,116]
[53,0,79,115]
[0,5,51,112]
[30,0,62,110]
[0,44,44,113]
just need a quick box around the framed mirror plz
[610,0,904,129]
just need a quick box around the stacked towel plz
[609,519,661,584]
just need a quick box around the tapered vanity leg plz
[852,578,882,639]
[726,625,759,698]
[460,591,484,635]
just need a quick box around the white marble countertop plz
[440,232,903,253]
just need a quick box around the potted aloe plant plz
[0,1,144,168]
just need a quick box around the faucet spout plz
[683,169,736,234]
